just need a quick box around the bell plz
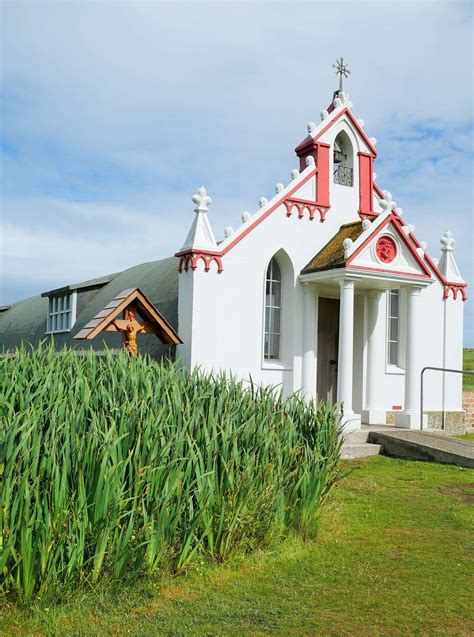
[333,141,346,164]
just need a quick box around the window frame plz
[386,289,403,372]
[263,258,282,362]
[46,291,77,334]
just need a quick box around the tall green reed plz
[0,343,341,599]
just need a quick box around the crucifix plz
[111,306,146,357]
[74,287,183,355]
[333,57,351,92]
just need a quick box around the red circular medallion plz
[375,236,397,264]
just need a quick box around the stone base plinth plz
[425,411,465,435]
[362,408,386,425]
[395,411,427,430]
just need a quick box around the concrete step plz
[343,429,370,444]
[341,443,383,459]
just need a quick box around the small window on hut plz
[47,293,77,333]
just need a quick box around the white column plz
[362,290,386,424]
[337,279,361,432]
[395,286,424,429]
[301,284,318,401]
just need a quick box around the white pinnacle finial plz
[181,185,217,250]
[438,230,464,283]
[192,186,212,213]
[440,230,455,252]
[379,190,397,213]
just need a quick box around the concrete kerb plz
[367,429,474,468]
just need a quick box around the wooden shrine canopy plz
[73,287,182,345]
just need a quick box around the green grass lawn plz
[456,433,474,442]
[463,348,474,391]
[2,456,473,637]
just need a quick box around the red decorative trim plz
[176,164,330,273]
[358,152,375,219]
[346,213,433,278]
[351,212,467,300]
[443,284,467,301]
[178,252,223,274]
[373,182,384,199]
[393,220,468,300]
[284,198,329,222]
[315,143,331,209]
[293,141,330,210]
[359,212,379,221]
[294,107,377,158]
[224,167,320,254]
[346,264,430,279]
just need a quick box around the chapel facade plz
[175,85,467,433]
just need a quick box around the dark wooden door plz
[316,298,340,405]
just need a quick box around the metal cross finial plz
[333,57,351,92]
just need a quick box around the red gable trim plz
[295,108,377,157]
[373,182,384,198]
[403,221,468,298]
[315,107,377,157]
[176,166,319,261]
[360,203,467,299]
[346,264,431,280]
[370,184,447,285]
[346,213,433,278]
[401,224,447,285]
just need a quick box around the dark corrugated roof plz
[301,221,364,274]
[41,272,119,297]
[0,257,179,358]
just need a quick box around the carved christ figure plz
[376,236,396,264]
[112,309,145,357]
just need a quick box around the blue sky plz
[1,0,473,344]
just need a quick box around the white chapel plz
[175,62,467,433]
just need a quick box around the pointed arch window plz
[264,258,282,360]
[333,131,353,186]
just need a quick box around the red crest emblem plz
[376,236,397,264]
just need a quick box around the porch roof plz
[301,221,364,274]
